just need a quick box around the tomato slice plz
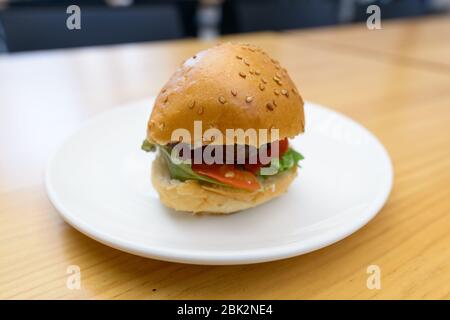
[189,139,289,188]
[244,163,263,174]
[192,164,261,191]
[269,138,289,158]
[279,138,289,156]
[245,138,289,174]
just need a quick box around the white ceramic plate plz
[46,98,393,265]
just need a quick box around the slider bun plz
[151,153,298,214]
[147,42,305,148]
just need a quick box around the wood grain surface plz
[0,16,449,299]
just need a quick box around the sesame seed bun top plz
[147,42,305,147]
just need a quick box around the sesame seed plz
[218,96,226,104]
[292,88,297,95]
[161,88,167,93]
[163,96,168,103]
[266,102,274,111]
[259,83,265,91]
[236,55,242,60]
[261,77,267,84]
[243,59,250,66]
[255,70,261,75]
[273,76,281,82]
[246,96,254,103]
[188,101,195,109]
[281,89,288,96]
[197,106,204,115]
[274,89,280,96]
[239,72,246,78]
[225,171,235,178]
[231,89,238,96]
[275,72,282,78]
[158,122,165,129]
[273,100,277,107]
[248,47,256,52]
[249,69,254,75]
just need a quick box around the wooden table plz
[1,15,449,299]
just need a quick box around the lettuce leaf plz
[257,148,304,177]
[278,148,304,172]
[141,139,156,152]
[159,146,227,186]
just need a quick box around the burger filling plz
[142,138,303,192]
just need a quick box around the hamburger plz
[142,43,305,214]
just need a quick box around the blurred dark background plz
[0,0,449,53]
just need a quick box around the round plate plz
[45,98,393,265]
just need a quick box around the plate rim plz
[45,99,393,265]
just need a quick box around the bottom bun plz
[151,153,298,214]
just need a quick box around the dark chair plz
[0,4,183,52]
[221,0,339,34]
[0,18,7,53]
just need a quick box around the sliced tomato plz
[189,139,289,187]
[244,163,264,174]
[192,163,261,191]
[268,138,289,158]
[279,138,289,156]
[243,139,290,174]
